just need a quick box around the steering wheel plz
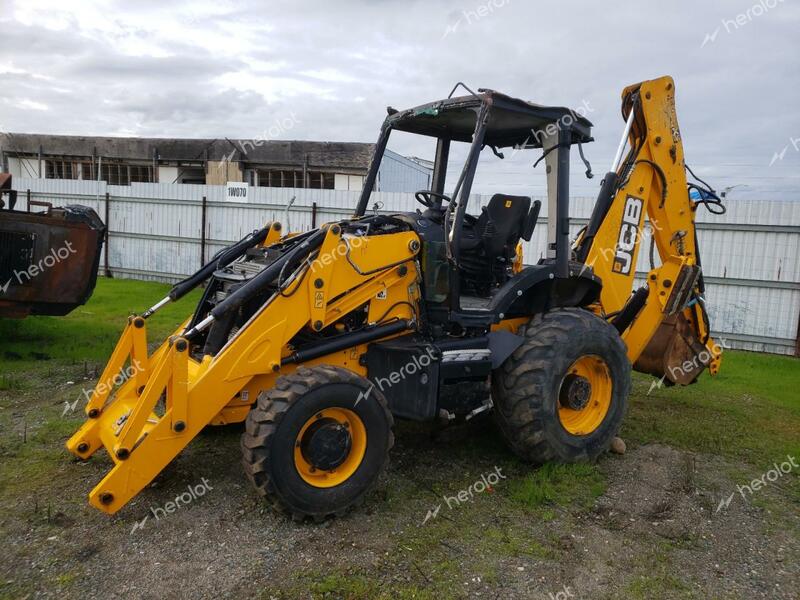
[415,190,451,210]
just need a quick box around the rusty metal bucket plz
[634,312,715,385]
[0,174,105,318]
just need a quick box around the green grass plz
[0,277,201,371]
[0,396,85,498]
[268,570,440,600]
[307,573,379,599]
[624,350,800,469]
[623,543,697,599]
[0,278,202,506]
[481,526,555,559]
[0,374,23,390]
[625,573,695,600]
[505,462,606,510]
[623,349,800,518]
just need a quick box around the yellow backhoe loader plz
[67,76,723,519]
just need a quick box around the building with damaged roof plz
[0,133,432,192]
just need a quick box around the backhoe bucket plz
[634,313,720,385]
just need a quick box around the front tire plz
[492,308,630,463]
[241,365,393,520]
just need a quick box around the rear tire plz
[492,308,630,463]
[241,365,393,521]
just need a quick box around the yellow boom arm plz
[580,76,721,384]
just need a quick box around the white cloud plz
[0,0,797,198]
[16,99,48,111]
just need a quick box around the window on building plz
[255,169,334,189]
[41,158,153,184]
[129,165,153,183]
[309,172,335,189]
[177,166,205,184]
[44,159,105,180]
[98,162,154,185]
[100,163,128,185]
[44,159,77,180]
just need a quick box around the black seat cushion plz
[468,194,531,258]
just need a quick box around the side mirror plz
[521,200,541,241]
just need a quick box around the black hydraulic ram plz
[185,228,328,345]
[282,319,411,365]
[576,171,618,263]
[141,224,275,319]
[576,97,638,264]
[611,285,649,334]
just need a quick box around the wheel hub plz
[300,418,352,472]
[559,374,592,411]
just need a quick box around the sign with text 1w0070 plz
[225,182,248,202]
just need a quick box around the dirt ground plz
[1,362,798,600]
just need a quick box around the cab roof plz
[387,88,593,149]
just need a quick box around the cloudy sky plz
[1,0,798,198]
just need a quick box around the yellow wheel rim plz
[557,355,612,436]
[293,407,367,488]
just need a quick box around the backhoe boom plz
[579,76,721,383]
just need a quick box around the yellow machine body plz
[67,76,721,515]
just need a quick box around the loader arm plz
[577,76,721,384]
[67,223,421,513]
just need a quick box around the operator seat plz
[460,194,536,260]
[458,194,540,297]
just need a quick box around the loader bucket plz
[0,178,105,319]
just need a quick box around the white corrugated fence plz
[10,177,800,356]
